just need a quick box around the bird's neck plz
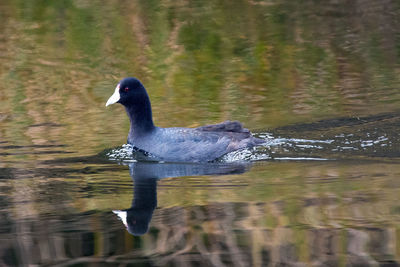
[125,100,155,141]
[132,178,158,208]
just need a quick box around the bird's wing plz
[195,120,250,134]
[137,128,235,162]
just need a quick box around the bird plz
[106,77,264,162]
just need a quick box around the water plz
[1,0,400,266]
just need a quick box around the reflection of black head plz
[125,178,157,236]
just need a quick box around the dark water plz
[1,0,400,266]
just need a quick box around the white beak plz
[105,84,120,107]
[113,210,128,228]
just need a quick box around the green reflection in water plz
[1,0,399,155]
[1,160,399,265]
[0,0,400,264]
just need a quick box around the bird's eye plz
[124,87,129,92]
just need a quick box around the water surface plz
[0,0,400,266]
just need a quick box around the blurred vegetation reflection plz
[0,0,400,266]
[1,0,399,153]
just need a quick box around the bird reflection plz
[113,162,250,236]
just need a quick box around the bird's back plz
[129,121,263,162]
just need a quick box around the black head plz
[113,208,153,236]
[105,77,148,107]
[126,207,154,236]
[106,77,155,136]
